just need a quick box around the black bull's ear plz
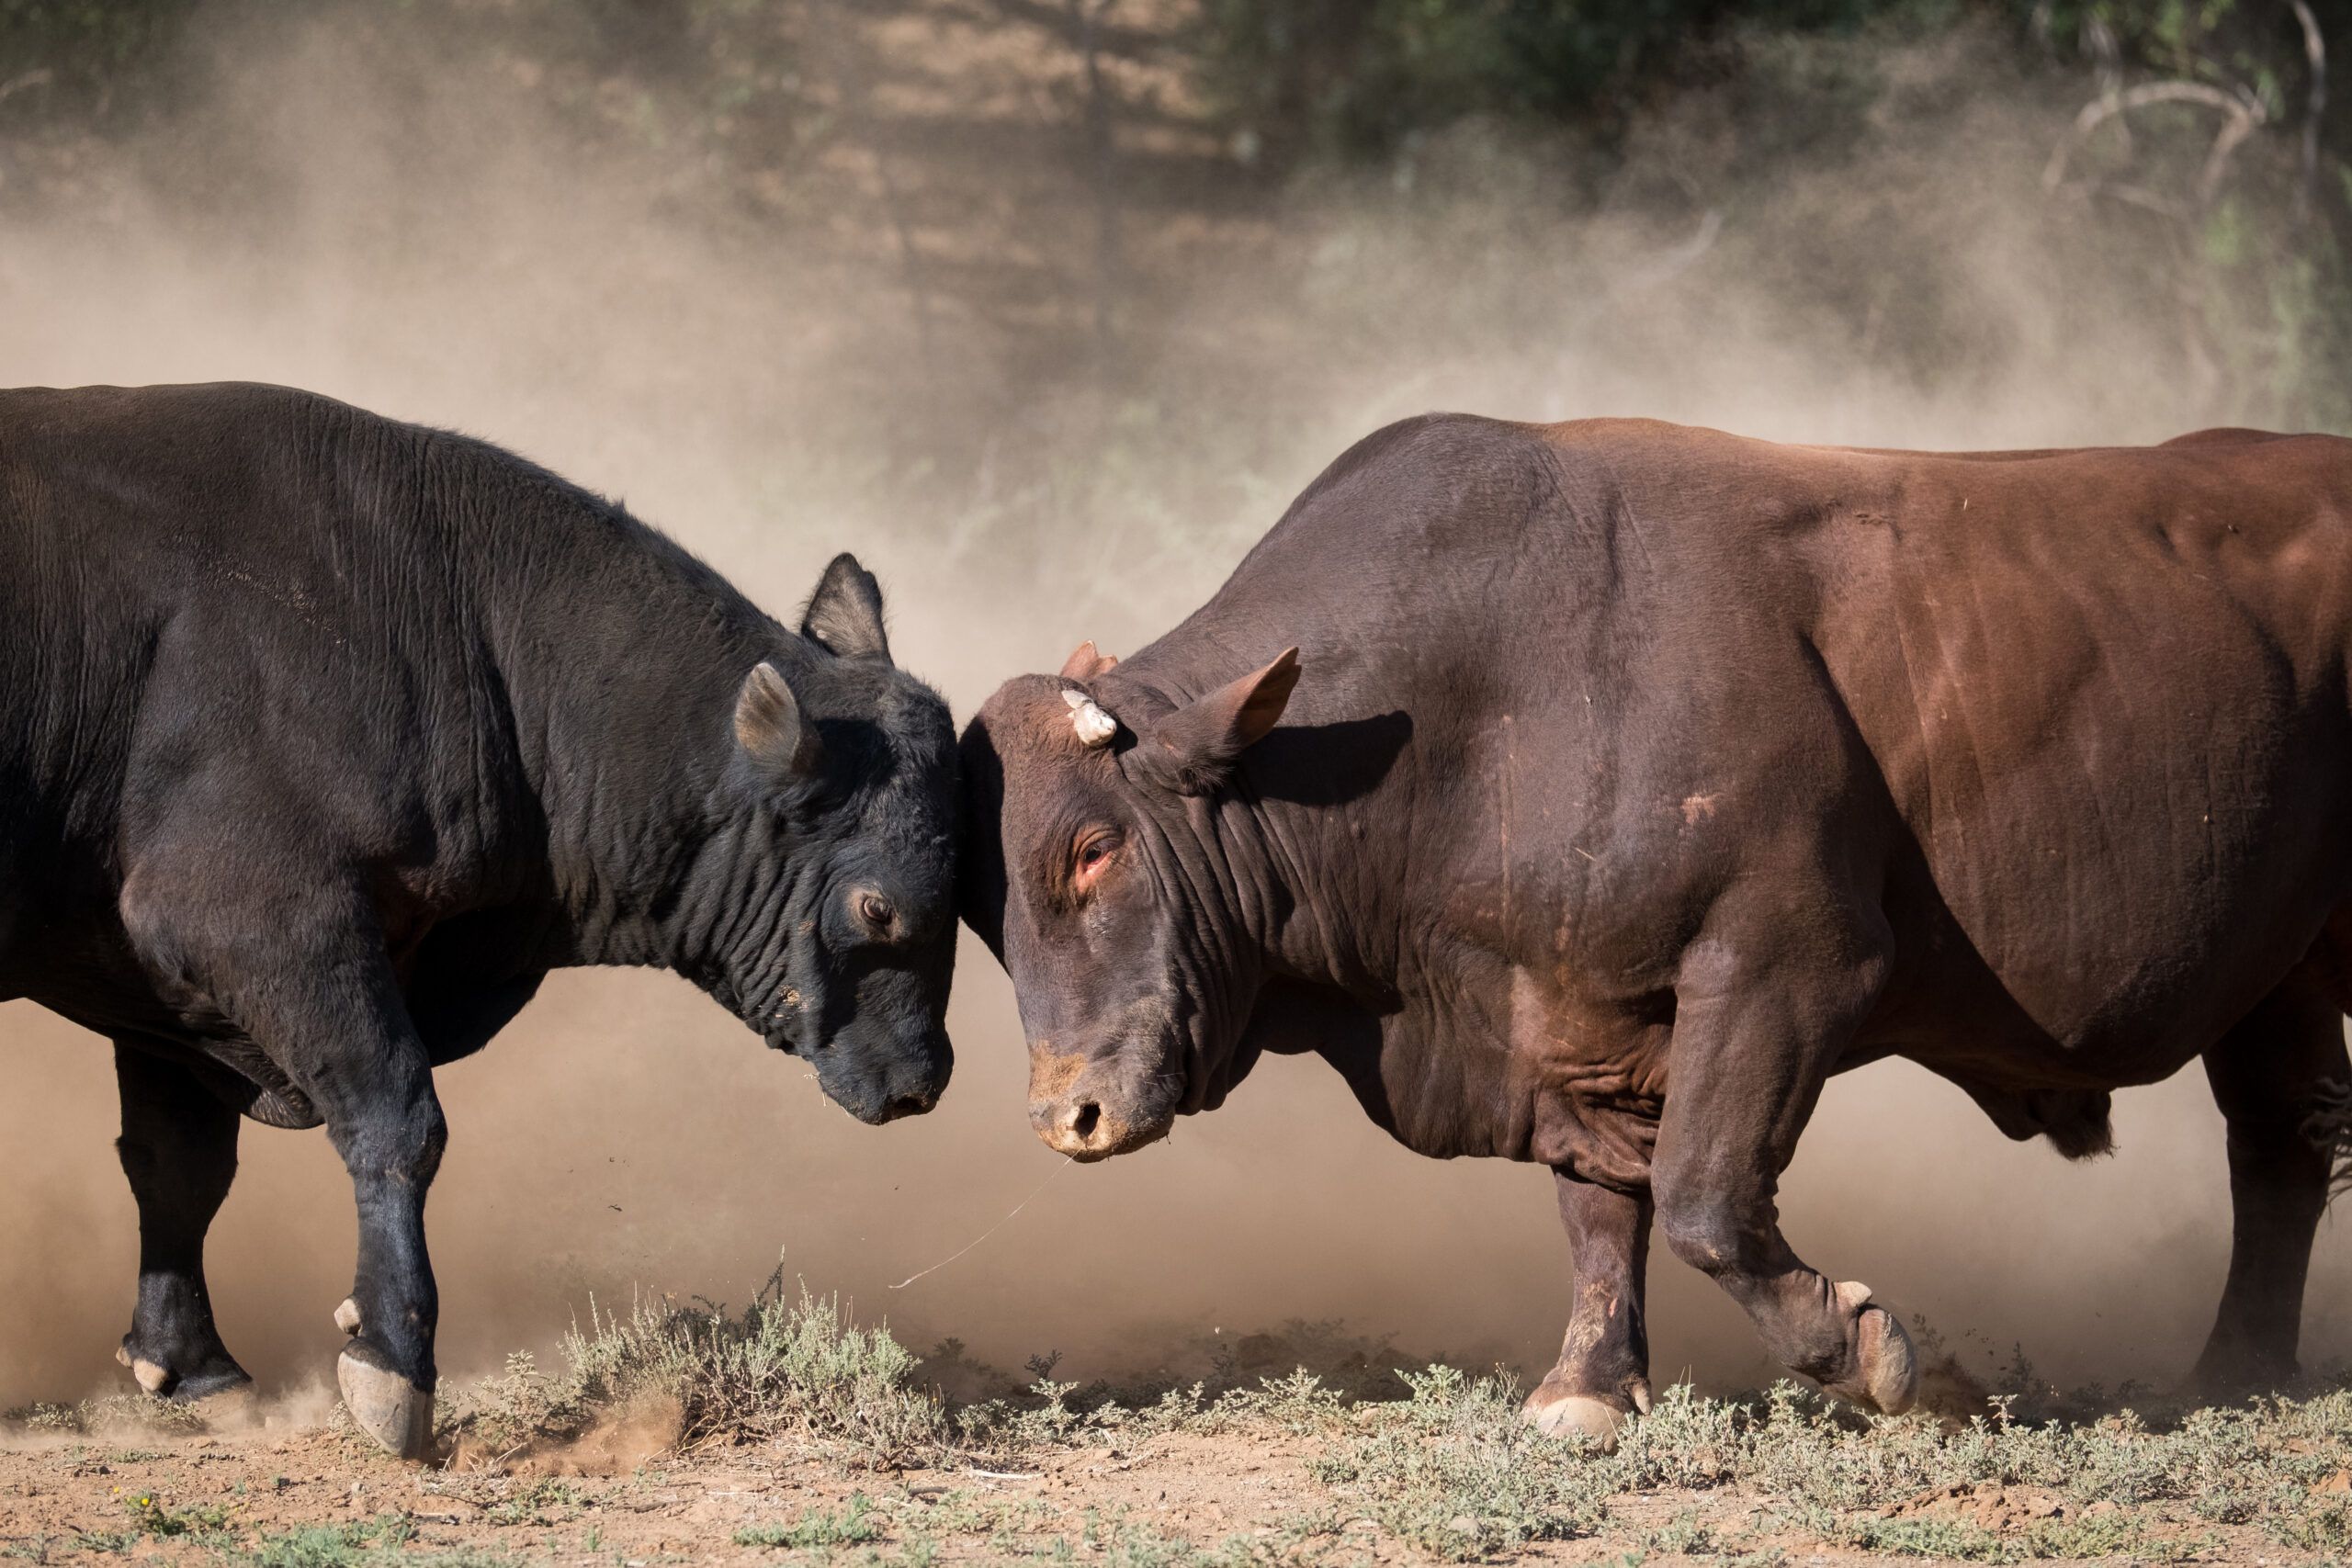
[735,661,823,782]
[1136,648,1300,795]
[801,552,892,663]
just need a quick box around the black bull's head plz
[694,556,958,1124]
[957,641,1300,1158]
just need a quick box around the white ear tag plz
[1063,688,1118,748]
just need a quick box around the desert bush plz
[452,1269,950,1467]
[1301,1359,2352,1562]
[1307,1365,1609,1561]
[732,1491,884,1549]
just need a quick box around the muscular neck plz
[447,453,788,969]
[1104,653,1406,1012]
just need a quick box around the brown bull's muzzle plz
[1025,1046,1173,1160]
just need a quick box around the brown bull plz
[958,413,2352,1440]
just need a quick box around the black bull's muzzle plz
[808,1030,954,1125]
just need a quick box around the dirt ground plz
[2,1381,2346,1567]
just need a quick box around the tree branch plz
[2041,79,2265,200]
[2288,0,2326,224]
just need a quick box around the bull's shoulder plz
[2161,426,2295,448]
[1284,411,1555,507]
[1212,412,1561,570]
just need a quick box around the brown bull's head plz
[958,642,1300,1159]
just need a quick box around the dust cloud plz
[0,3,2339,1412]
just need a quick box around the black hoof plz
[169,1365,256,1405]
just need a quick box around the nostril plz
[1068,1101,1102,1141]
[888,1093,929,1120]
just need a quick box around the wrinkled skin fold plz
[961,412,2352,1437]
[0,383,957,1456]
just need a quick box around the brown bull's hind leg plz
[1650,929,1917,1415]
[2192,976,2347,1395]
[1524,1174,1654,1448]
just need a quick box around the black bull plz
[961,413,2352,1441]
[0,383,958,1456]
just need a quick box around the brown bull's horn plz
[1063,687,1118,747]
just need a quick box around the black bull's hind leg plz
[113,1042,254,1403]
[1649,917,1919,1415]
[146,881,451,1459]
[1524,1174,1654,1446]
[2193,975,2349,1394]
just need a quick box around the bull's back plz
[1276,416,2352,1072]
[0,385,447,975]
[1801,432,2352,1068]
[0,384,330,766]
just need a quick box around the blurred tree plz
[1200,0,2346,427]
[2032,0,2348,425]
[0,0,200,121]
[1200,0,1970,156]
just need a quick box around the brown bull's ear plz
[734,660,824,781]
[955,713,1010,958]
[1059,640,1119,681]
[801,553,892,662]
[1139,648,1300,795]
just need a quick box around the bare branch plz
[0,70,53,107]
[2042,79,2265,197]
[2289,0,2326,223]
[2199,100,2265,206]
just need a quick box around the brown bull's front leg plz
[1524,1173,1653,1447]
[1650,926,1917,1415]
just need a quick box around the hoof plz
[334,1297,362,1337]
[119,1338,255,1404]
[118,1339,179,1397]
[1522,1382,1645,1450]
[337,1344,434,1460]
[172,1367,257,1407]
[1830,1280,1918,1416]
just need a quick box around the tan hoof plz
[334,1297,362,1337]
[336,1346,434,1460]
[1831,1280,1918,1416]
[1522,1391,1634,1450]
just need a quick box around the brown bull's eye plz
[1072,831,1117,893]
[856,892,897,932]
